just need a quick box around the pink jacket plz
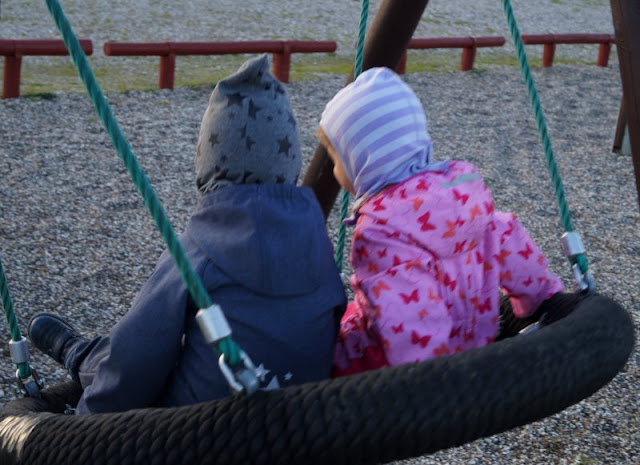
[335,161,563,371]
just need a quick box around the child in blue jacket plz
[28,54,347,414]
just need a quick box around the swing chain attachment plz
[561,231,596,294]
[9,337,43,398]
[196,304,260,396]
[218,351,260,395]
[16,368,43,398]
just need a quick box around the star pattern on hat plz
[196,56,300,192]
[248,100,262,120]
[278,136,292,157]
[227,92,245,107]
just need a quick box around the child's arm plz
[494,212,564,318]
[74,250,188,414]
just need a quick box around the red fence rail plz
[0,34,617,99]
[103,40,337,88]
[397,36,506,73]
[521,33,616,67]
[0,38,93,98]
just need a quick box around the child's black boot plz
[27,313,84,365]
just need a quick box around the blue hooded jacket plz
[70,184,346,414]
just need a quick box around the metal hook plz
[218,351,260,396]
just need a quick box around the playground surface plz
[1,63,639,465]
[1,1,639,464]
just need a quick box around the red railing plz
[397,36,506,73]
[103,40,337,88]
[0,34,617,99]
[1,39,93,98]
[521,33,616,67]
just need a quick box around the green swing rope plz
[335,0,369,270]
[0,258,31,379]
[335,0,590,283]
[40,0,241,365]
[1,0,590,389]
[501,0,589,276]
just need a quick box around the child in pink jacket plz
[317,67,564,376]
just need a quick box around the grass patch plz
[0,49,609,98]
[25,92,57,101]
[576,455,597,465]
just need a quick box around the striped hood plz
[319,67,448,208]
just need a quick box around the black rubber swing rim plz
[0,293,634,465]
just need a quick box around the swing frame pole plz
[609,0,640,209]
[302,0,430,218]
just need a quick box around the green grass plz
[576,455,597,465]
[0,50,610,98]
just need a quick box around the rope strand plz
[502,0,589,274]
[43,0,240,365]
[335,0,369,270]
[0,258,31,379]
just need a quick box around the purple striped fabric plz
[319,67,448,208]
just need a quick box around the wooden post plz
[610,0,640,208]
[396,52,408,74]
[597,41,612,67]
[272,44,292,83]
[159,53,176,90]
[542,43,556,67]
[3,55,22,99]
[613,98,627,154]
[302,0,431,217]
[461,38,477,71]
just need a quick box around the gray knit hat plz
[195,54,302,193]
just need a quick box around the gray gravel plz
[1,1,639,464]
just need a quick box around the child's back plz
[80,182,345,411]
[348,160,561,367]
[318,67,563,375]
[28,54,347,413]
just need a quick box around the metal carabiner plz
[218,350,261,396]
[561,231,596,294]
[15,367,43,398]
[572,264,596,294]
[197,304,262,396]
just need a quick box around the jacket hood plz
[185,184,329,296]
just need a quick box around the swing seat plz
[0,292,633,465]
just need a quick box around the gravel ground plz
[1,1,639,464]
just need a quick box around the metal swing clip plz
[15,367,43,398]
[9,337,44,398]
[196,303,261,396]
[561,231,596,294]
[218,351,261,396]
